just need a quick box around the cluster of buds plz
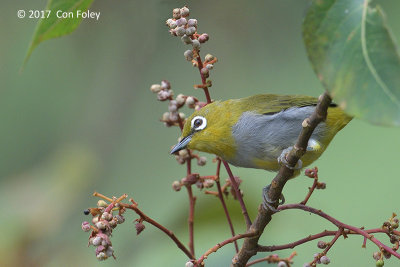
[82,199,127,261]
[165,6,218,78]
[374,213,400,265]
[172,173,217,192]
[150,80,206,128]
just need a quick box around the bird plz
[171,94,352,173]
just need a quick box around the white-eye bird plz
[171,94,352,173]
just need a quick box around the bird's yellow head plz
[170,100,239,160]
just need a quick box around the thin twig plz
[186,185,196,256]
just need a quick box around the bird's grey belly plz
[230,107,327,169]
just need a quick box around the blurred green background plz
[2,0,400,266]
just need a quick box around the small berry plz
[277,261,288,267]
[172,181,182,191]
[181,35,192,45]
[160,80,171,90]
[109,218,117,228]
[180,6,190,17]
[179,149,189,158]
[192,39,201,50]
[320,255,330,264]
[184,50,194,61]
[187,19,197,27]
[169,112,179,122]
[166,18,173,26]
[92,216,99,224]
[81,221,91,232]
[185,261,194,267]
[198,33,209,43]
[176,94,186,105]
[101,212,112,221]
[179,112,186,119]
[83,209,90,215]
[186,27,196,36]
[175,26,186,37]
[376,259,384,267]
[169,20,177,29]
[206,64,213,70]
[172,8,181,19]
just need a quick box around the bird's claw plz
[262,185,285,213]
[277,147,303,170]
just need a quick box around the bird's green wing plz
[238,94,320,115]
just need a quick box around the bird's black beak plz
[170,135,192,154]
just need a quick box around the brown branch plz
[186,185,196,256]
[232,92,332,266]
[301,167,319,205]
[120,199,194,260]
[196,55,212,104]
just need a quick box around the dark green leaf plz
[23,0,94,66]
[303,0,400,126]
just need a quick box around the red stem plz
[186,185,196,256]
[222,160,252,229]
[123,201,194,259]
[196,55,212,104]
[277,204,400,259]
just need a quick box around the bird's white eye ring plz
[191,116,207,131]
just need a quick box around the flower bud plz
[186,96,196,108]
[201,67,209,78]
[150,84,161,93]
[169,112,179,122]
[96,221,107,230]
[203,179,214,188]
[317,240,327,249]
[376,259,384,267]
[181,35,192,45]
[115,215,125,224]
[81,221,91,232]
[197,156,207,166]
[105,246,114,257]
[192,39,201,50]
[172,8,181,19]
[176,94,186,105]
[161,80,171,90]
[175,26,186,36]
[179,149,189,159]
[277,261,287,267]
[97,200,108,208]
[169,100,178,112]
[187,19,197,27]
[92,236,102,246]
[176,18,187,27]
[185,261,194,267]
[172,181,182,191]
[373,252,381,261]
[205,54,214,62]
[179,112,185,119]
[198,33,209,43]
[186,27,196,36]
[206,64,213,70]
[180,6,190,17]
[184,50,194,61]
[135,222,146,235]
[96,252,107,261]
[320,255,330,264]
[169,20,177,29]
[162,112,170,121]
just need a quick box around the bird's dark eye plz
[194,119,202,127]
[191,116,207,130]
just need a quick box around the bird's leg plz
[277,146,303,170]
[262,184,285,213]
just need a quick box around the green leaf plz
[303,0,400,126]
[23,0,94,66]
